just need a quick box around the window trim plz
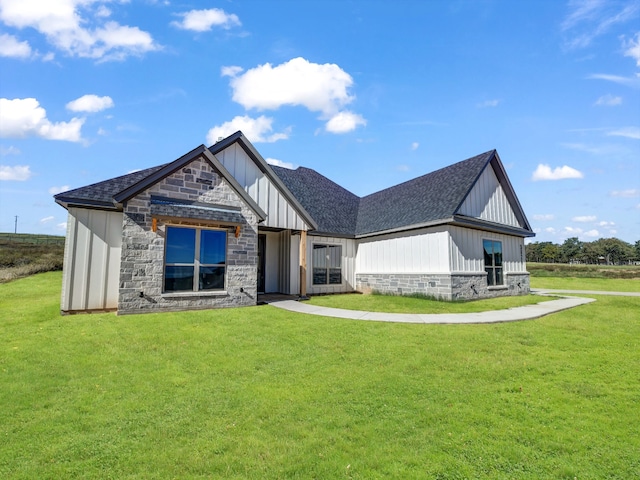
[483,238,504,287]
[163,225,227,293]
[311,243,343,286]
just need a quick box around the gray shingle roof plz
[55,164,167,208]
[271,150,498,237]
[356,150,494,235]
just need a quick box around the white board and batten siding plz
[307,236,357,294]
[355,226,451,274]
[448,225,526,274]
[458,165,521,228]
[61,208,123,312]
[216,143,309,231]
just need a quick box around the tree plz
[560,237,583,263]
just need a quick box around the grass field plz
[1,272,639,479]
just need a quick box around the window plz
[483,239,503,286]
[164,226,226,292]
[312,244,342,285]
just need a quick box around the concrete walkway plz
[269,293,597,324]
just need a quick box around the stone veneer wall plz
[118,156,258,314]
[356,272,530,301]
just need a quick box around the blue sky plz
[0,0,638,244]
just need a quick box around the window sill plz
[162,290,228,299]
[487,285,508,291]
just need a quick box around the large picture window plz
[312,244,342,285]
[483,239,503,286]
[164,226,226,292]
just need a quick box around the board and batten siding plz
[61,208,123,312]
[355,226,451,274]
[448,225,526,274]
[457,164,520,228]
[215,143,309,231]
[307,235,357,294]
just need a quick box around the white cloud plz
[584,229,600,238]
[606,126,640,139]
[0,98,84,142]
[533,214,555,221]
[228,57,355,114]
[544,227,556,234]
[476,99,500,108]
[0,32,31,58]
[325,111,366,134]
[396,164,410,172]
[572,215,596,222]
[563,226,583,236]
[172,8,241,31]
[561,1,639,49]
[206,115,290,145]
[57,222,67,231]
[588,73,640,88]
[0,0,159,61]
[266,158,295,169]
[623,32,640,66]
[532,163,584,181]
[48,185,70,195]
[0,164,31,181]
[594,94,622,106]
[224,57,366,133]
[40,215,54,223]
[66,94,114,113]
[610,188,639,197]
[0,145,20,155]
[410,142,419,151]
[598,221,615,227]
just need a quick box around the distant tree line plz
[526,237,640,265]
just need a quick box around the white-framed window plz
[164,225,227,292]
[312,244,342,285]
[483,239,503,286]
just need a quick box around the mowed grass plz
[2,272,640,479]
[307,293,549,313]
[531,276,640,292]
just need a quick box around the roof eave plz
[355,218,454,239]
[55,196,121,212]
[451,215,536,237]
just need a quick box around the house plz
[54,131,535,314]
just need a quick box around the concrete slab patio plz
[268,293,598,324]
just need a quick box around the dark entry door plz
[257,234,266,293]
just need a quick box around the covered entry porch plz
[257,228,308,296]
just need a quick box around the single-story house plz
[55,131,535,314]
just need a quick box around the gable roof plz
[55,145,266,222]
[271,149,534,238]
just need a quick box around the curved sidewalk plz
[269,294,597,324]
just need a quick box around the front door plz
[257,234,266,293]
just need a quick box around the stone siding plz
[356,272,530,300]
[118,156,258,314]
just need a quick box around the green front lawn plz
[306,292,549,313]
[530,276,640,292]
[1,272,639,478]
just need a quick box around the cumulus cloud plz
[0,32,31,58]
[584,229,600,238]
[0,98,84,142]
[172,8,241,31]
[572,215,597,222]
[598,220,615,227]
[266,158,295,169]
[531,163,584,181]
[610,188,639,197]
[544,227,557,234]
[221,65,243,77]
[0,164,31,180]
[0,0,159,61]
[563,226,583,236]
[49,185,70,195]
[223,57,366,133]
[594,94,622,106]
[533,214,555,221]
[206,115,290,145]
[606,126,640,139]
[57,222,68,231]
[325,111,366,134]
[623,32,640,66]
[66,94,114,113]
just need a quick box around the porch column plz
[299,230,307,297]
